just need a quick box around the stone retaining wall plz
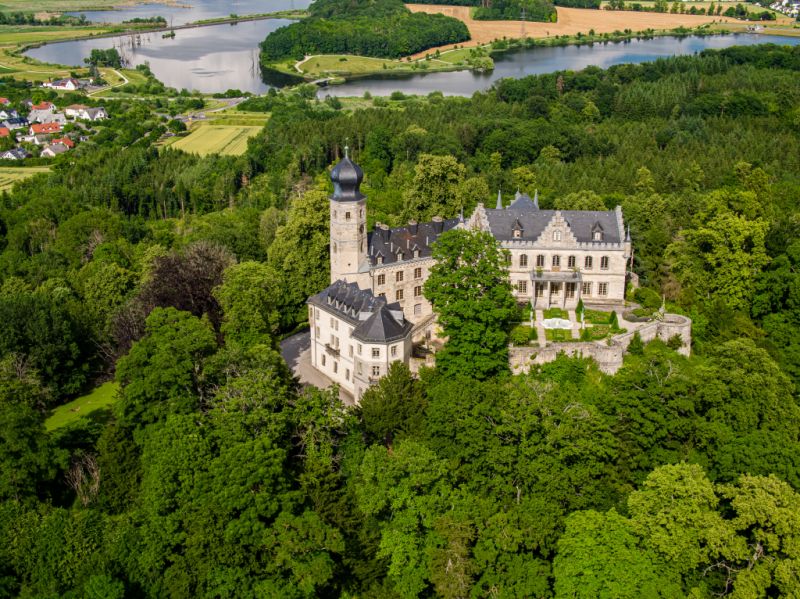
[509,313,692,375]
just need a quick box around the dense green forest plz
[2,44,800,596]
[259,0,470,62]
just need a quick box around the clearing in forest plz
[0,166,50,191]
[405,5,744,55]
[169,124,262,156]
[46,382,120,431]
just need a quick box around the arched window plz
[345,212,351,221]
[585,256,593,269]
[593,231,603,241]
[552,255,561,267]
[520,254,528,267]
[600,256,609,270]
[568,255,576,268]
[536,255,545,267]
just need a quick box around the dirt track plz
[406,5,739,55]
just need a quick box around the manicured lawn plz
[584,309,614,325]
[0,166,50,191]
[46,381,120,431]
[545,328,575,342]
[170,124,262,156]
[543,307,568,319]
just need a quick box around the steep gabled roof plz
[368,217,459,266]
[352,305,411,343]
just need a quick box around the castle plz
[307,153,632,400]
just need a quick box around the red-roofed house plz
[0,98,10,106]
[29,122,61,135]
[51,137,74,148]
[31,101,55,112]
[0,128,9,137]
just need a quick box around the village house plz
[0,127,9,138]
[1,148,29,160]
[309,153,634,400]
[3,117,28,130]
[0,109,18,121]
[65,105,107,121]
[0,98,10,105]
[43,78,82,91]
[29,122,61,136]
[51,137,74,149]
[41,143,69,158]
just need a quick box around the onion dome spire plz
[330,144,365,202]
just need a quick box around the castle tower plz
[329,148,367,284]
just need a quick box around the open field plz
[45,382,120,431]
[168,124,262,156]
[0,0,181,12]
[406,5,740,54]
[599,0,792,22]
[0,166,50,191]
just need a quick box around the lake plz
[25,25,800,96]
[68,0,311,26]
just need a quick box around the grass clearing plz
[170,124,262,156]
[46,382,120,431]
[0,166,50,191]
[0,0,181,11]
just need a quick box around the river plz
[67,0,311,26]
[25,6,800,96]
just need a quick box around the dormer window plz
[377,255,384,265]
[413,249,420,258]
[593,231,603,241]
[592,222,604,241]
[513,230,522,239]
[553,230,562,241]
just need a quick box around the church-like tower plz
[329,148,367,284]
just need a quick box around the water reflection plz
[24,29,800,96]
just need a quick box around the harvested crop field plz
[169,125,262,157]
[0,166,49,191]
[406,5,739,54]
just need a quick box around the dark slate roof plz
[330,155,364,202]
[353,305,411,343]
[509,193,537,211]
[368,217,460,266]
[307,280,411,343]
[485,208,621,243]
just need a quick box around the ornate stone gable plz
[533,210,579,248]
[466,203,490,232]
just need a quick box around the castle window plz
[396,271,404,283]
[513,229,522,239]
[582,282,592,296]
[315,327,320,338]
[315,309,319,320]
[345,368,350,381]
[414,303,422,315]
[349,345,353,357]
[414,286,422,297]
[396,289,404,301]
[536,255,545,268]
[520,254,528,268]
[377,256,383,265]
[333,361,338,373]
[357,362,362,375]
[372,348,380,359]
[568,255,576,268]
[414,267,422,279]
[600,256,609,270]
[536,283,545,297]
[593,231,603,241]
[357,344,362,355]
[345,212,351,221]
[378,292,385,298]
[377,274,385,286]
[321,354,326,366]
[391,345,397,357]
[585,256,593,269]
[566,283,576,298]
[517,280,528,293]
[598,283,608,296]
[360,209,364,218]
[372,365,380,377]
[413,249,420,258]
[552,255,561,267]
[553,230,562,241]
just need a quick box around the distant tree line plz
[408,0,600,22]
[260,0,470,61]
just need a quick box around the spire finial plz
[533,189,539,209]
[496,189,503,210]
[625,223,631,242]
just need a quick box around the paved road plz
[280,330,355,405]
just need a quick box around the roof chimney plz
[379,223,390,243]
[408,219,418,235]
[432,215,444,234]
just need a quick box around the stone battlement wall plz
[509,313,692,375]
